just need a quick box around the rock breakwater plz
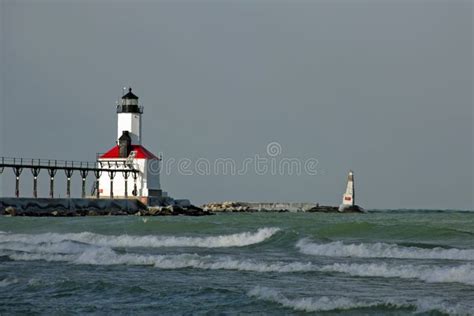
[202,201,353,213]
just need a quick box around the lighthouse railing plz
[0,156,136,172]
[116,104,143,114]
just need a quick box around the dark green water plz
[0,211,473,315]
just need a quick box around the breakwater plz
[0,198,211,216]
[202,201,357,213]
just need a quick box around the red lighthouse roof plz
[99,145,159,160]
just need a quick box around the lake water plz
[0,211,473,315]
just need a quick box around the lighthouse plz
[338,170,364,212]
[96,88,162,204]
[342,170,355,207]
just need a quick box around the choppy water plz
[0,211,473,315]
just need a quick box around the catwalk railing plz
[0,157,139,199]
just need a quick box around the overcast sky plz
[0,0,472,209]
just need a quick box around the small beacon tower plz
[97,88,162,204]
[338,170,363,212]
[342,170,355,207]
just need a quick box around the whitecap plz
[320,262,474,286]
[0,227,280,249]
[247,286,474,314]
[296,239,474,260]
[0,240,94,255]
[4,244,473,286]
[248,286,398,312]
[6,248,315,272]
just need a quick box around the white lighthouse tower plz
[96,88,163,204]
[117,88,142,145]
[342,170,355,207]
[338,170,364,212]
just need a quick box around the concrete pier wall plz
[0,198,147,216]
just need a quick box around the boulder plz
[5,206,16,216]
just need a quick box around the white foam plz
[320,262,474,286]
[0,278,18,287]
[248,286,382,312]
[296,239,474,261]
[3,240,473,286]
[413,298,474,315]
[248,286,474,314]
[0,227,280,249]
[0,240,94,254]
[170,257,314,273]
[9,252,77,262]
[6,248,315,272]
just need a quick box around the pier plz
[0,88,168,211]
[0,156,138,199]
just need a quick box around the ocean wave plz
[248,286,473,314]
[4,244,474,286]
[0,227,280,249]
[0,277,18,287]
[296,239,474,260]
[0,240,93,255]
[320,262,474,286]
[248,286,383,312]
[7,248,315,272]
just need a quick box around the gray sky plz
[0,0,472,209]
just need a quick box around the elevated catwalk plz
[0,156,137,199]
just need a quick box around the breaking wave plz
[248,286,383,312]
[296,239,474,260]
[6,248,315,272]
[320,262,474,286]
[0,240,93,255]
[248,286,474,314]
[2,242,473,285]
[0,227,280,249]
